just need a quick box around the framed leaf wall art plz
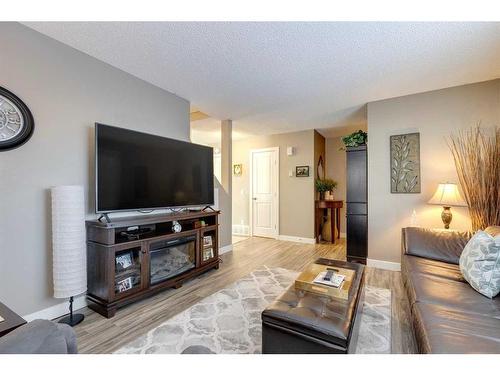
[390,132,421,193]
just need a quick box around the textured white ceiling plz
[24,22,500,137]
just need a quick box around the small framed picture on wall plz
[296,166,310,177]
[233,164,242,176]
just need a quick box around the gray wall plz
[189,129,231,249]
[232,130,315,239]
[367,79,500,264]
[325,136,347,234]
[216,180,232,248]
[0,23,191,315]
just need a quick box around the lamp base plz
[58,313,84,327]
[441,206,452,229]
[58,296,84,327]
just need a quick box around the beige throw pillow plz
[459,230,500,298]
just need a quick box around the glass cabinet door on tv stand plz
[200,227,218,265]
[112,244,146,300]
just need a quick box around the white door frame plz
[249,147,280,239]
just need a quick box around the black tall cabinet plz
[346,145,368,264]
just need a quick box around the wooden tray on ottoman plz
[295,263,355,300]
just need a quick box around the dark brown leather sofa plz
[401,226,500,354]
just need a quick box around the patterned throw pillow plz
[459,231,500,298]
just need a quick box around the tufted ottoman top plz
[262,259,365,349]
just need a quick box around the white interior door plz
[250,148,279,238]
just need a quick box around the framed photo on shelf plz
[203,247,214,261]
[117,277,133,292]
[203,235,213,247]
[116,252,133,270]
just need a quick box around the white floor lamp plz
[51,185,87,326]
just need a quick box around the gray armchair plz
[0,319,77,354]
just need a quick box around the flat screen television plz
[95,123,214,213]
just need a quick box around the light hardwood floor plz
[73,237,417,354]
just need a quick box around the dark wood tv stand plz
[85,210,220,318]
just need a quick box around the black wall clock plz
[0,86,34,151]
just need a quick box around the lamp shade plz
[428,183,467,207]
[51,185,87,299]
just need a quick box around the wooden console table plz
[315,200,343,244]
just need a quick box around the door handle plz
[252,197,257,200]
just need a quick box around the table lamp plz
[428,183,467,229]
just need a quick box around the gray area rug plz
[115,266,391,354]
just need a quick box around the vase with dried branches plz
[448,125,500,231]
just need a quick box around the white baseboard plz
[367,258,401,271]
[23,295,88,322]
[232,224,250,236]
[277,235,316,244]
[219,244,233,254]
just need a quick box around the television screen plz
[96,123,214,213]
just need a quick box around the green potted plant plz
[340,130,367,149]
[315,178,338,200]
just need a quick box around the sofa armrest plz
[0,319,77,354]
[401,227,472,265]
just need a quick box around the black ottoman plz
[262,259,365,354]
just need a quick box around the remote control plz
[323,269,334,281]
